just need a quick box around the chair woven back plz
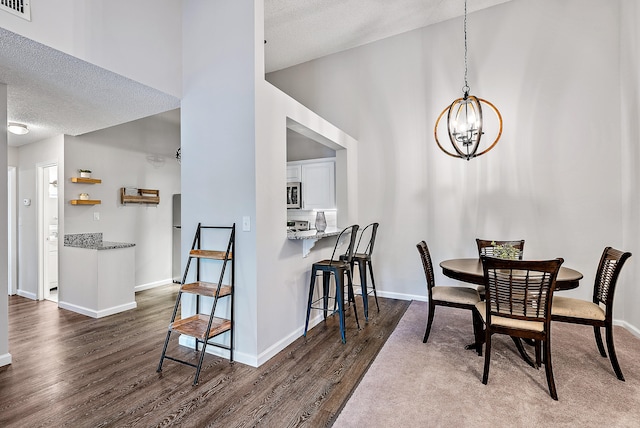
[593,247,632,308]
[355,222,379,257]
[481,256,563,322]
[476,239,525,260]
[330,224,359,265]
[416,241,436,295]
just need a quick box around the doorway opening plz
[38,163,59,302]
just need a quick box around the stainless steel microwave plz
[287,182,301,209]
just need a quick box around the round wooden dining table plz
[440,258,583,291]
[440,258,584,367]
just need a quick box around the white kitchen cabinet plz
[287,158,335,210]
[286,165,302,182]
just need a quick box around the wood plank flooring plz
[0,284,409,427]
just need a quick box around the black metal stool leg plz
[357,259,370,320]
[335,269,346,343]
[304,267,317,336]
[367,259,380,313]
[322,271,331,319]
[347,270,360,329]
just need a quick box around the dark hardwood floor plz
[0,284,409,427]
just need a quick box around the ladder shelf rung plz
[170,314,231,340]
[190,249,232,260]
[180,281,232,298]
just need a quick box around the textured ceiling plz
[1,0,511,147]
[264,0,511,73]
[0,27,180,147]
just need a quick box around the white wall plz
[182,0,359,367]
[0,0,182,98]
[267,0,637,329]
[620,0,640,332]
[17,135,64,299]
[63,113,181,289]
[8,146,18,166]
[255,82,358,364]
[0,84,10,367]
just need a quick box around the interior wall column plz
[0,83,11,367]
[181,0,260,364]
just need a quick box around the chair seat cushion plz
[476,301,544,332]
[433,286,480,306]
[552,296,606,321]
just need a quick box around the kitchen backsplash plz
[287,210,337,230]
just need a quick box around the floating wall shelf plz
[70,200,101,205]
[71,177,102,184]
[121,188,160,205]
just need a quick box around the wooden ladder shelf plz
[157,223,235,385]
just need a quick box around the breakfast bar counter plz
[287,227,343,257]
[60,233,136,318]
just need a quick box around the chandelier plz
[434,0,502,161]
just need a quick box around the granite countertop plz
[287,227,343,240]
[64,233,135,250]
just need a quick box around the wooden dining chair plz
[551,247,632,380]
[475,239,525,297]
[477,256,564,400]
[417,241,482,354]
[476,239,525,260]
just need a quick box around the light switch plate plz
[242,216,250,231]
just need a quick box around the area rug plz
[334,300,640,427]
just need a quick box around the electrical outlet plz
[242,216,250,231]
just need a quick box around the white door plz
[39,163,59,301]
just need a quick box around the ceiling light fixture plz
[8,122,29,135]
[434,0,502,161]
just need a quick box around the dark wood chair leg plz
[594,325,607,357]
[471,309,483,356]
[482,332,492,385]
[605,323,625,381]
[543,337,558,400]
[423,301,435,343]
[512,337,536,368]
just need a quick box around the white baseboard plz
[375,289,426,302]
[0,352,12,367]
[17,289,37,300]
[176,335,258,367]
[615,319,640,338]
[173,314,326,369]
[135,278,174,293]
[58,300,137,318]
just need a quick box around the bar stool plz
[304,224,360,343]
[344,222,379,320]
